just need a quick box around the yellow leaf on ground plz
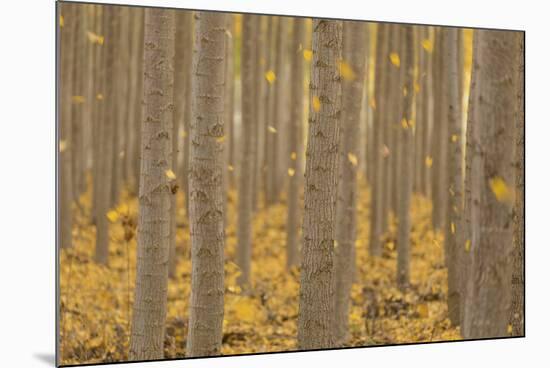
[268,126,277,134]
[165,169,176,180]
[303,49,313,61]
[265,70,276,84]
[417,304,429,318]
[288,168,295,177]
[425,156,433,168]
[312,96,321,112]
[233,298,257,323]
[348,153,358,166]
[422,39,434,53]
[338,60,356,81]
[389,52,401,67]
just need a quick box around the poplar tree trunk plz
[185,11,226,357]
[397,26,414,290]
[60,3,75,249]
[369,23,388,257]
[95,6,116,265]
[263,16,275,207]
[236,15,258,287]
[509,33,524,336]
[333,20,367,346]
[181,13,193,217]
[252,17,266,210]
[129,8,175,360]
[443,28,463,325]
[297,19,342,350]
[225,15,235,189]
[462,30,518,339]
[419,26,434,198]
[286,18,305,270]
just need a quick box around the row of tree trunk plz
[59,2,524,359]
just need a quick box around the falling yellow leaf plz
[87,31,104,45]
[425,156,433,168]
[303,49,313,61]
[312,96,321,112]
[414,81,421,93]
[216,136,226,143]
[180,130,187,138]
[265,70,276,84]
[451,222,456,234]
[489,177,513,204]
[403,86,408,96]
[338,60,356,81]
[507,324,513,334]
[387,241,395,251]
[417,304,429,318]
[60,15,64,28]
[228,165,234,172]
[288,168,295,177]
[369,97,376,109]
[389,52,401,67]
[268,126,277,134]
[347,153,358,167]
[451,134,459,142]
[290,152,297,160]
[72,95,85,104]
[165,169,176,180]
[465,239,471,252]
[96,93,104,100]
[401,118,409,129]
[408,119,415,128]
[334,240,339,249]
[59,140,67,153]
[106,210,119,223]
[421,39,433,53]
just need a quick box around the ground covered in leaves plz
[59,183,461,365]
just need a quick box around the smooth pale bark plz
[185,11,226,357]
[462,30,518,339]
[263,16,275,207]
[431,29,449,230]
[225,15,235,189]
[129,9,175,360]
[286,18,306,270]
[91,5,103,225]
[443,28,463,325]
[252,17,266,210]
[509,33,524,336]
[236,15,258,287]
[297,19,342,350]
[419,26,433,197]
[333,20,367,346]
[369,23,388,257]
[397,26,414,290]
[181,13,193,217]
[60,3,75,249]
[95,7,117,265]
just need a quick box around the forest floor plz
[59,182,461,365]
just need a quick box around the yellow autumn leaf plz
[401,118,409,129]
[464,239,471,252]
[451,134,459,142]
[106,210,119,223]
[165,169,176,180]
[228,165,234,172]
[369,97,376,109]
[414,81,421,93]
[290,152,297,160]
[451,222,455,234]
[268,126,277,134]
[303,49,313,61]
[180,130,187,138]
[72,95,85,104]
[347,153,358,167]
[403,86,408,96]
[233,298,256,323]
[96,93,104,100]
[408,119,415,128]
[312,96,321,112]
[265,70,276,84]
[87,31,104,45]
[389,52,400,67]
[338,60,356,81]
[417,304,429,318]
[489,177,513,204]
[216,136,226,143]
[288,168,295,177]
[59,140,67,153]
[425,156,433,168]
[60,15,64,28]
[421,39,434,53]
[507,324,513,334]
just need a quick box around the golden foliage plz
[165,169,176,181]
[347,153,358,167]
[265,70,276,84]
[60,181,461,365]
[389,52,401,67]
[312,96,321,112]
[489,176,514,204]
[303,49,313,61]
[287,168,296,177]
[268,126,277,134]
[338,60,356,81]
[421,39,433,53]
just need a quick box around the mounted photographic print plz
[56,1,525,366]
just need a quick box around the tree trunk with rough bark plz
[129,8,175,360]
[185,11,226,357]
[297,19,342,350]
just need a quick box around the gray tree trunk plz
[185,11,227,357]
[286,18,306,270]
[297,19,342,350]
[397,26,414,290]
[236,15,258,287]
[333,20,367,346]
[462,29,518,339]
[129,8,175,360]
